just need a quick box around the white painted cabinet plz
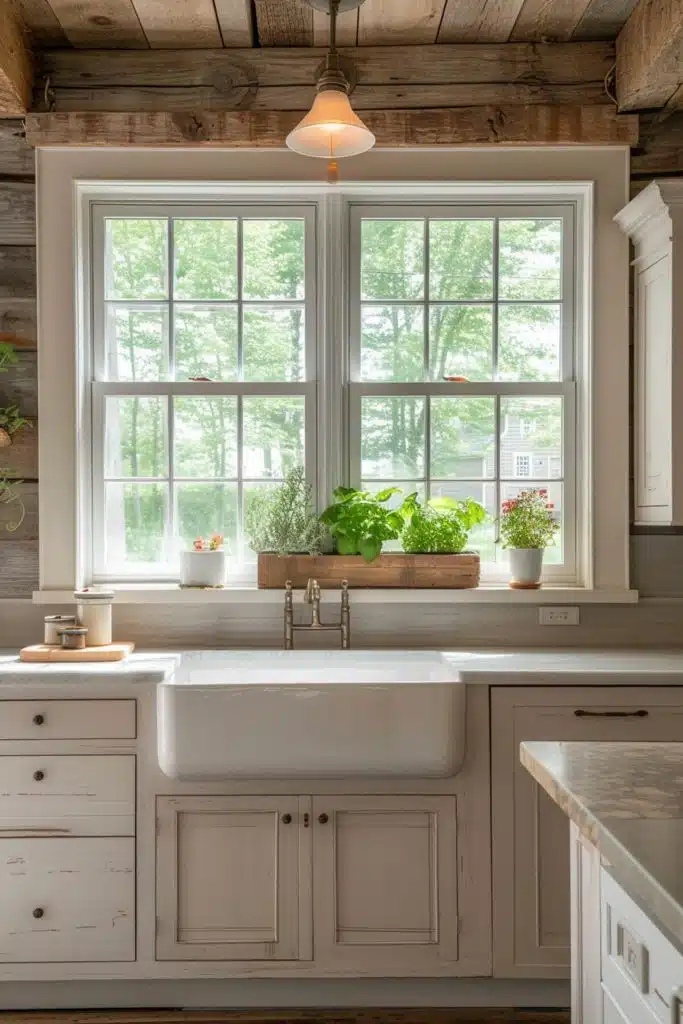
[615,180,683,524]
[313,795,458,972]
[156,795,310,961]
[491,687,683,978]
[156,794,460,971]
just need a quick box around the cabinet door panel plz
[156,796,307,961]
[491,687,683,979]
[313,795,458,972]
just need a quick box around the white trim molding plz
[35,146,631,603]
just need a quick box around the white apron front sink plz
[157,650,466,779]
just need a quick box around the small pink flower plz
[193,537,205,552]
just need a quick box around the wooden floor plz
[0,1010,571,1024]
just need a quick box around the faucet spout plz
[283,578,350,649]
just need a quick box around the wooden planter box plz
[257,552,480,589]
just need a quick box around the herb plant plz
[0,343,17,374]
[245,465,328,556]
[0,405,31,447]
[320,486,412,563]
[0,473,25,533]
[401,496,486,554]
[500,488,559,549]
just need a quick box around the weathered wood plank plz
[254,0,312,45]
[0,418,37,479]
[0,247,36,300]
[37,80,610,113]
[571,0,639,39]
[0,183,35,246]
[44,0,149,48]
[24,105,639,147]
[0,120,34,177]
[0,481,37,539]
[0,350,37,418]
[616,0,683,111]
[214,0,253,46]
[511,0,594,41]
[0,537,38,596]
[631,110,683,175]
[0,298,36,346]
[438,0,525,43]
[0,0,33,115]
[37,41,616,89]
[15,0,69,45]
[131,0,223,47]
[358,0,444,44]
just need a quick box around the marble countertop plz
[522,740,683,952]
[1,648,683,689]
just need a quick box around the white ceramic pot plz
[508,547,544,589]
[180,549,227,588]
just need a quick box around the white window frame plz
[89,202,319,583]
[347,202,576,584]
[33,153,636,603]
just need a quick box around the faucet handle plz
[305,577,321,603]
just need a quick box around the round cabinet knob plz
[318,813,329,825]
[32,907,44,919]
[32,714,45,726]
[33,770,45,782]
[281,814,292,825]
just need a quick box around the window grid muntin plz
[350,203,574,579]
[92,202,316,581]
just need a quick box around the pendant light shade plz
[286,0,374,173]
[286,89,375,159]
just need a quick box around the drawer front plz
[0,756,135,836]
[0,837,135,962]
[602,868,683,1024]
[0,700,136,740]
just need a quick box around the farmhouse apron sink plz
[157,650,466,779]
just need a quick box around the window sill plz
[33,586,640,606]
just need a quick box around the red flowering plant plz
[499,489,559,549]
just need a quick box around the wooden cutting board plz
[19,643,135,663]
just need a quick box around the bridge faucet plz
[284,578,350,650]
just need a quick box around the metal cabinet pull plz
[32,907,44,919]
[32,714,45,726]
[33,770,45,782]
[318,813,329,825]
[574,709,648,718]
[303,813,310,828]
[281,813,292,825]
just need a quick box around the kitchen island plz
[522,741,683,1023]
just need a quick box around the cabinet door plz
[156,796,310,961]
[491,687,683,979]
[313,795,458,973]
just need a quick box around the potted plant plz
[321,485,409,562]
[399,495,486,587]
[179,532,226,588]
[500,488,559,589]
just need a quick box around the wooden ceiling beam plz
[616,0,683,111]
[0,0,33,115]
[24,106,639,147]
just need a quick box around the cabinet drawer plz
[0,700,136,740]
[0,756,135,836]
[602,868,683,1024]
[0,837,135,962]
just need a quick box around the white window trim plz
[34,151,635,604]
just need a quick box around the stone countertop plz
[521,740,683,952]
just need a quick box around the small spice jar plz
[44,614,76,646]
[58,626,88,651]
[74,588,114,646]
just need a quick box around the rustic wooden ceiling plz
[15,0,641,50]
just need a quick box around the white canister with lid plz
[74,589,115,646]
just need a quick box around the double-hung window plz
[88,193,575,586]
[91,204,317,581]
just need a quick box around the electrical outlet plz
[538,606,580,626]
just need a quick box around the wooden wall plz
[0,120,37,597]
[0,112,680,599]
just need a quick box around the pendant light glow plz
[285,0,374,174]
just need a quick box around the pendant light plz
[286,0,375,182]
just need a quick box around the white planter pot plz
[508,547,544,589]
[180,549,227,588]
